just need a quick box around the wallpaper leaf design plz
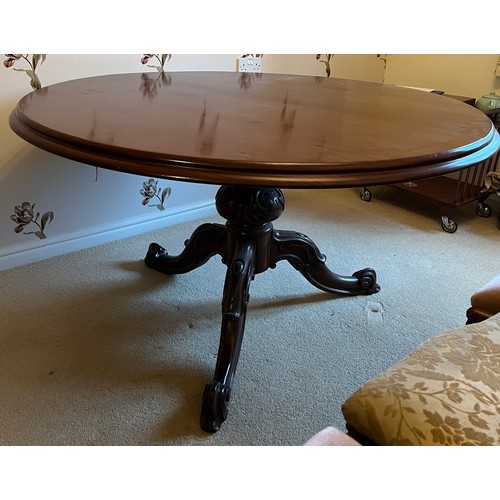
[377,54,387,83]
[316,54,387,82]
[140,179,171,211]
[4,55,179,246]
[3,54,46,90]
[316,54,334,77]
[10,202,54,239]
[141,54,172,72]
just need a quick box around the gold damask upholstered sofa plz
[341,313,500,445]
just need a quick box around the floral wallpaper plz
[4,54,173,241]
[3,54,46,90]
[316,54,334,77]
[140,179,171,211]
[10,202,53,240]
[315,53,388,79]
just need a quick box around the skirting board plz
[0,200,216,271]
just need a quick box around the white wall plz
[262,54,385,82]
[384,54,500,98]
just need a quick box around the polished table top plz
[9,71,500,188]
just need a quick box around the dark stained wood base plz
[145,186,380,432]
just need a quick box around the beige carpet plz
[1,186,499,445]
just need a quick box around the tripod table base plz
[144,186,380,432]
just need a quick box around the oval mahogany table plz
[10,71,500,433]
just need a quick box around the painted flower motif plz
[3,54,46,90]
[3,54,22,68]
[377,54,388,83]
[141,178,158,205]
[10,201,54,239]
[10,201,35,233]
[316,54,334,77]
[140,54,172,73]
[141,54,155,65]
[140,179,171,211]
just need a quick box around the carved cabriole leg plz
[144,222,227,274]
[200,236,255,432]
[269,230,380,295]
[200,186,285,432]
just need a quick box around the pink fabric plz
[303,426,361,446]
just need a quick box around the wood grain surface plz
[9,71,500,188]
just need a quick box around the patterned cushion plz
[342,313,500,445]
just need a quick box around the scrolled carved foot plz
[200,382,231,433]
[352,268,380,294]
[144,242,168,269]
